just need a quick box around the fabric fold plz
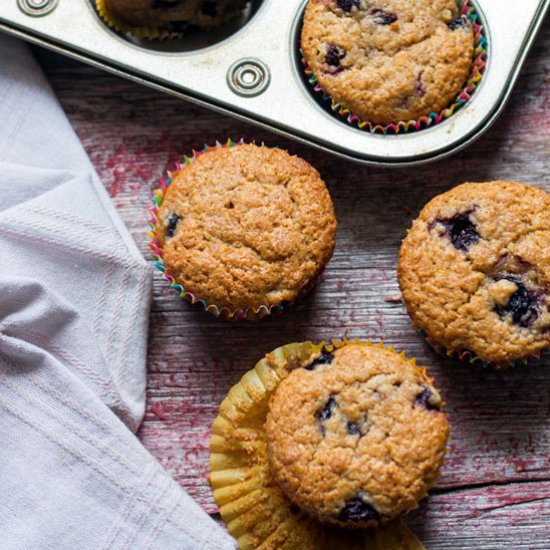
[0,33,235,549]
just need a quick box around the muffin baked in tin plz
[301,0,476,126]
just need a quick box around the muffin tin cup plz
[209,339,433,550]
[302,0,487,135]
[147,139,325,322]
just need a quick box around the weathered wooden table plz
[33,19,549,549]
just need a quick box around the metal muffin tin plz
[1,0,548,166]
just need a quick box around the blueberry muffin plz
[154,144,336,319]
[210,341,432,549]
[103,0,250,31]
[398,181,550,367]
[266,343,449,528]
[301,0,475,125]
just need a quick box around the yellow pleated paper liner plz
[95,0,182,40]
[148,139,324,322]
[302,0,487,135]
[209,340,431,550]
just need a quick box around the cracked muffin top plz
[398,181,550,366]
[301,0,475,125]
[103,0,250,30]
[265,343,449,528]
[155,144,336,313]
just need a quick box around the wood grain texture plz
[33,18,550,549]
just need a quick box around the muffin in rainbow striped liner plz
[301,0,487,135]
[209,340,449,549]
[96,0,250,40]
[148,141,336,321]
[398,181,550,369]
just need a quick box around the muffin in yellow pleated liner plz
[95,0,181,40]
[209,340,436,550]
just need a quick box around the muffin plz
[210,340,447,549]
[151,142,336,320]
[398,181,550,368]
[101,0,250,32]
[301,0,475,125]
[266,343,449,528]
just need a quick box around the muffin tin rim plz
[1,0,548,166]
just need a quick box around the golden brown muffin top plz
[301,0,475,125]
[266,343,449,528]
[155,144,336,312]
[398,181,550,366]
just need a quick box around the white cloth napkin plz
[0,34,235,550]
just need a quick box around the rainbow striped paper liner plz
[95,0,183,41]
[303,0,488,135]
[210,340,440,550]
[147,139,321,322]
[423,333,540,371]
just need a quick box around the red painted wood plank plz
[32,19,550,548]
[408,481,550,548]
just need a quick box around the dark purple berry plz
[325,45,346,67]
[495,276,540,328]
[200,1,217,17]
[337,0,360,12]
[414,386,441,411]
[318,396,336,423]
[305,351,334,370]
[436,213,480,252]
[337,498,380,523]
[165,213,182,238]
[447,16,469,30]
[316,395,337,435]
[289,504,300,516]
[152,0,183,9]
[370,8,398,25]
[347,422,360,435]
